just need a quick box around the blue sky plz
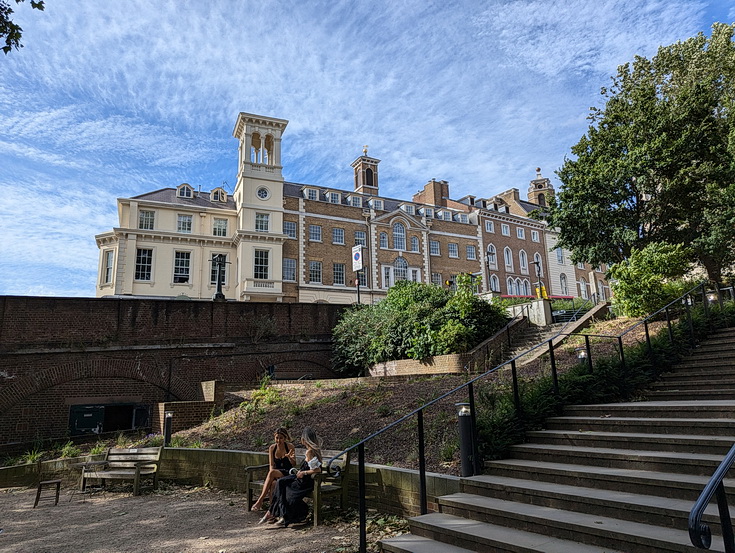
[0,0,732,297]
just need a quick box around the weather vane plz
[363,145,369,156]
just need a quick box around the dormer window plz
[456,213,469,224]
[421,207,434,218]
[304,188,318,201]
[349,195,362,208]
[211,188,227,202]
[402,204,415,215]
[178,184,193,198]
[328,192,341,204]
[371,199,383,210]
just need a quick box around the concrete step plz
[507,443,724,476]
[434,494,726,552]
[651,378,735,390]
[562,400,735,419]
[401,512,628,553]
[484,458,735,502]
[459,475,722,532]
[524,429,735,455]
[545,415,735,436]
[644,389,735,401]
[380,534,475,553]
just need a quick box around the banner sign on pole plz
[352,245,363,272]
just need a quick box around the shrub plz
[60,441,81,459]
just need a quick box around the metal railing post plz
[702,286,710,318]
[716,483,735,553]
[417,410,428,514]
[617,336,626,372]
[358,443,367,553]
[511,359,521,415]
[665,307,674,345]
[644,320,653,365]
[468,382,481,475]
[584,335,593,373]
[548,340,559,398]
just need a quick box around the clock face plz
[256,187,269,200]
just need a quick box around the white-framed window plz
[283,221,297,239]
[531,230,540,242]
[393,223,406,250]
[328,192,340,204]
[135,248,153,281]
[210,254,227,285]
[139,210,154,230]
[350,196,362,208]
[429,240,440,256]
[173,251,191,283]
[213,218,228,237]
[394,257,408,281]
[102,250,114,284]
[448,243,459,258]
[579,277,589,299]
[177,214,193,234]
[560,273,569,295]
[178,185,192,198]
[519,250,528,273]
[431,272,442,286]
[332,227,345,245]
[354,231,367,246]
[372,199,384,210]
[357,270,367,287]
[256,187,269,200]
[556,247,565,264]
[255,213,269,232]
[490,274,500,292]
[501,224,510,236]
[533,252,543,276]
[306,189,318,201]
[577,261,586,269]
[402,204,415,215]
[383,266,391,289]
[410,269,420,282]
[466,245,476,260]
[423,207,434,218]
[523,279,531,296]
[504,247,513,271]
[517,228,525,239]
[333,263,345,285]
[213,188,226,202]
[410,236,420,252]
[507,277,516,295]
[283,258,296,282]
[380,232,388,249]
[253,250,269,280]
[487,244,497,269]
[456,213,469,224]
[485,220,494,233]
[595,265,603,273]
[309,225,322,242]
[309,261,322,283]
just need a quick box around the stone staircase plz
[504,323,566,365]
[381,327,735,552]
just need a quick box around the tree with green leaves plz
[1,0,44,55]
[546,23,735,283]
[331,276,508,376]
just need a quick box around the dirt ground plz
[0,483,398,553]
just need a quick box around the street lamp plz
[163,411,174,447]
[531,260,542,299]
[455,403,474,477]
[212,254,226,302]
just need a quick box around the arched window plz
[519,250,528,271]
[597,279,606,300]
[366,168,374,187]
[264,134,274,165]
[507,278,515,295]
[538,193,546,207]
[393,223,406,250]
[579,277,589,299]
[556,247,564,264]
[394,257,408,281]
[380,232,388,249]
[516,278,524,295]
[487,244,497,268]
[251,132,262,163]
[410,236,419,252]
[560,273,568,295]
[504,247,513,271]
[490,274,500,292]
[534,252,543,276]
[523,279,531,296]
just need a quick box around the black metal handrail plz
[326,281,721,553]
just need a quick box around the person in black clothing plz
[260,427,323,527]
[252,427,296,511]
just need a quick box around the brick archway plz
[0,358,198,416]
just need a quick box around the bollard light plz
[455,403,473,477]
[575,347,588,360]
[164,411,173,447]
[707,292,718,303]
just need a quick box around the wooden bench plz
[79,447,162,496]
[244,449,351,526]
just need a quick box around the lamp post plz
[212,254,226,302]
[164,411,173,447]
[455,403,474,477]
